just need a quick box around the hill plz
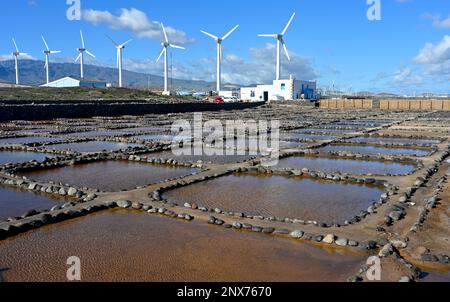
[0,59,217,91]
[0,87,199,102]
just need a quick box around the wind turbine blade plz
[200,30,218,40]
[169,44,185,50]
[50,50,61,54]
[156,48,165,63]
[161,23,169,43]
[116,50,119,67]
[19,53,28,56]
[41,35,50,51]
[121,39,133,47]
[282,42,290,61]
[221,25,239,41]
[282,12,296,35]
[44,60,48,69]
[106,34,119,46]
[80,30,85,48]
[75,53,82,62]
[12,38,19,52]
[86,50,96,58]
[258,34,277,38]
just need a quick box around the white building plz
[241,77,317,102]
[40,76,107,88]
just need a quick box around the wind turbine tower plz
[41,35,62,84]
[157,22,185,95]
[258,12,296,81]
[76,30,96,79]
[200,25,239,93]
[12,38,27,86]
[107,35,132,88]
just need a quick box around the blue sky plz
[0,0,449,94]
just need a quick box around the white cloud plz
[424,14,450,29]
[413,35,450,75]
[110,43,319,86]
[0,54,36,61]
[221,43,319,85]
[82,8,194,45]
[414,35,450,64]
[393,68,422,86]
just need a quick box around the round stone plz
[289,230,304,239]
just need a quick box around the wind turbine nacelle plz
[78,48,86,52]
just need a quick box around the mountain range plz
[0,59,218,91]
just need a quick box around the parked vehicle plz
[212,96,224,103]
[222,97,240,103]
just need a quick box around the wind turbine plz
[258,12,296,81]
[156,22,185,95]
[12,38,27,86]
[107,35,132,88]
[75,30,96,79]
[200,25,239,93]
[41,35,62,84]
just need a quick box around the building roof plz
[40,76,107,87]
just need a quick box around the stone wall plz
[0,101,266,122]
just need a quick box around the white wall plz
[241,87,259,102]
[240,79,317,102]
[272,80,294,101]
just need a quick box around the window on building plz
[281,83,286,91]
[250,90,255,97]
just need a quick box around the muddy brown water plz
[50,141,142,153]
[275,156,415,175]
[0,151,54,165]
[20,161,200,192]
[0,187,64,221]
[0,210,366,282]
[164,174,384,223]
[319,145,431,157]
[421,270,450,282]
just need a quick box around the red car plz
[213,96,224,103]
